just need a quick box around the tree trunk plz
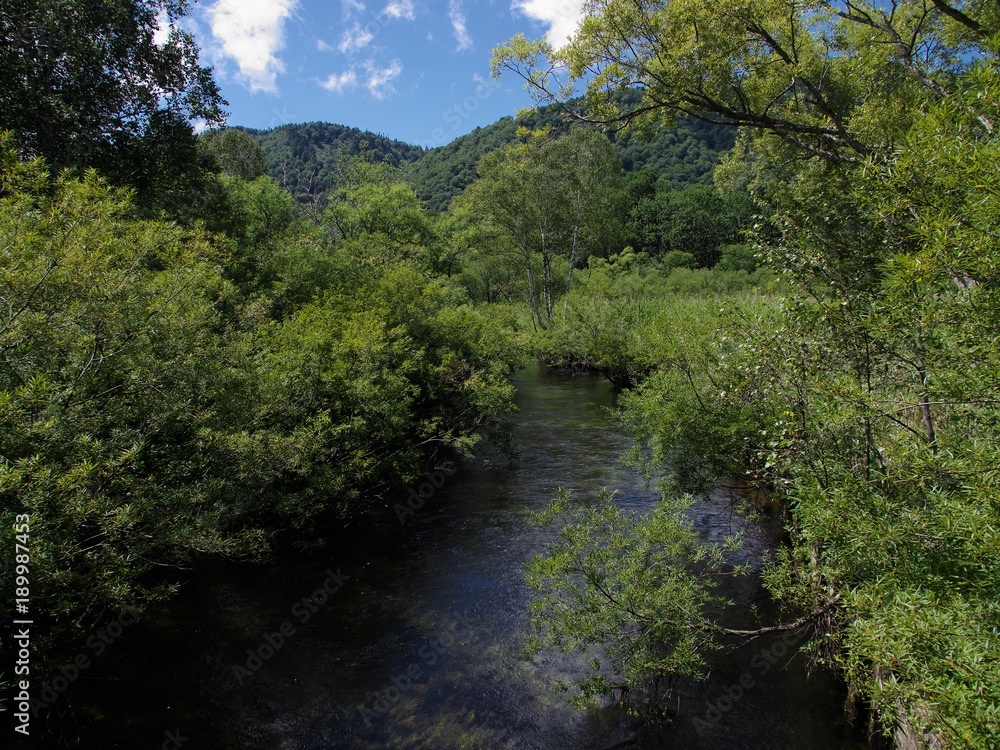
[914,335,937,452]
[540,226,554,323]
[564,221,580,315]
[522,242,545,330]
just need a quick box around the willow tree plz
[493,0,997,164]
[494,2,1000,742]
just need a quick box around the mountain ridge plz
[241,92,737,212]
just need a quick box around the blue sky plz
[168,0,586,148]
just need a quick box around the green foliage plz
[715,245,759,274]
[212,265,524,531]
[459,128,623,328]
[659,251,696,273]
[610,91,738,187]
[206,174,303,298]
[241,122,424,199]
[0,151,260,647]
[403,92,735,213]
[783,57,1000,747]
[493,0,994,165]
[241,91,734,216]
[0,0,225,192]
[656,266,778,296]
[534,297,654,389]
[619,298,791,495]
[321,155,438,268]
[626,185,757,267]
[200,128,268,181]
[592,57,1000,746]
[498,5,1000,740]
[526,489,734,713]
[0,140,525,669]
[530,245,778,387]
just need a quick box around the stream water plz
[27,361,865,749]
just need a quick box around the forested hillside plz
[240,122,425,197]
[406,111,734,212]
[243,90,735,213]
[406,90,735,212]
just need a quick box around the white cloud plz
[365,59,403,99]
[208,0,295,93]
[339,22,375,53]
[512,0,586,48]
[319,60,401,99]
[321,69,360,93]
[152,8,172,46]
[449,0,472,51]
[317,38,336,51]
[192,119,210,134]
[383,0,415,20]
[342,0,366,16]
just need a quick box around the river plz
[33,361,865,749]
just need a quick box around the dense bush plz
[0,144,525,663]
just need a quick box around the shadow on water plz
[26,360,866,750]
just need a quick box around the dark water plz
[25,361,864,749]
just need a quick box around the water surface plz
[36,361,863,749]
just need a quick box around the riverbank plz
[12,361,862,749]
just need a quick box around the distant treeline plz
[242,90,736,213]
[238,122,425,197]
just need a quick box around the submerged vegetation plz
[3,0,1000,747]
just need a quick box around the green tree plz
[321,154,436,267]
[0,145,261,653]
[461,132,555,328]
[625,52,1000,750]
[461,128,622,327]
[548,128,625,298]
[200,128,268,181]
[447,187,528,303]
[526,489,732,713]
[0,139,525,680]
[493,0,997,164]
[627,185,755,266]
[0,0,226,179]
